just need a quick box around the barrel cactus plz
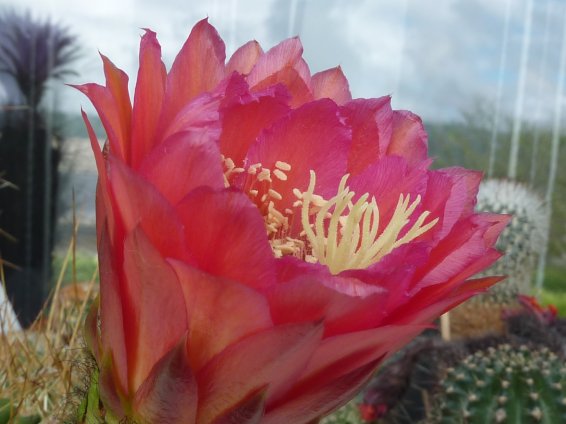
[357,301,565,423]
[450,180,549,339]
[429,343,566,423]
[475,180,549,299]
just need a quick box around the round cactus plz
[449,180,549,340]
[475,180,549,300]
[430,344,566,423]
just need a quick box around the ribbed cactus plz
[430,344,566,423]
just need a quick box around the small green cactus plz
[430,344,566,423]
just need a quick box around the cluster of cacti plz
[429,344,566,423]
[475,179,549,301]
[356,301,566,424]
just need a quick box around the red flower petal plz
[168,259,273,371]
[133,335,197,424]
[195,322,323,423]
[219,84,290,166]
[267,266,384,337]
[107,156,187,260]
[247,37,303,88]
[73,83,128,161]
[101,53,132,155]
[340,97,393,175]
[252,66,313,107]
[226,40,263,75]
[246,99,351,213]
[98,223,128,395]
[211,386,267,424]
[130,29,166,168]
[175,188,276,289]
[263,359,380,424]
[122,228,187,391]
[294,325,423,395]
[386,110,428,165]
[311,67,352,105]
[158,18,226,139]
[412,214,507,289]
[139,131,225,205]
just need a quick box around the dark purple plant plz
[0,9,79,107]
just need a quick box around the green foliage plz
[321,400,363,424]
[541,290,566,317]
[429,344,566,424]
[542,267,566,293]
[0,398,41,424]
[51,254,98,286]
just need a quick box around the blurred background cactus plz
[0,9,79,326]
[449,179,550,340]
[476,180,549,299]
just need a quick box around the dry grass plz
[0,223,98,422]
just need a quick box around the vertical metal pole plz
[507,0,534,180]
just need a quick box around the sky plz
[1,0,565,125]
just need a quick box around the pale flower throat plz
[299,171,438,274]
[222,158,438,275]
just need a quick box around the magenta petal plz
[133,335,197,424]
[386,110,428,165]
[340,97,393,175]
[246,99,351,213]
[196,322,323,423]
[139,131,225,205]
[219,85,290,167]
[175,188,276,289]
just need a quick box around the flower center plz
[222,157,438,273]
[298,171,438,274]
[222,157,305,258]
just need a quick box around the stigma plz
[299,171,438,274]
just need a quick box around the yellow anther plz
[273,169,288,181]
[275,161,292,171]
[301,171,438,275]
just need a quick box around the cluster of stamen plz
[222,155,438,273]
[223,157,305,258]
[299,171,439,275]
